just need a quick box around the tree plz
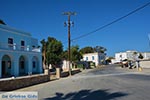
[40,39,46,69]
[94,46,107,53]
[133,52,137,55]
[71,45,83,62]
[61,50,68,60]
[41,37,63,68]
[79,46,107,54]
[62,45,83,62]
[138,53,144,59]
[80,46,94,54]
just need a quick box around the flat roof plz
[0,24,31,37]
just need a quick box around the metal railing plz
[0,42,41,52]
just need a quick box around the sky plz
[0,0,150,56]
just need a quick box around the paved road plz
[15,64,150,100]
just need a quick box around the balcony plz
[0,42,41,52]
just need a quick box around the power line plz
[71,1,150,42]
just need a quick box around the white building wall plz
[82,52,106,66]
[115,51,150,62]
[0,24,42,78]
[140,60,150,68]
[115,52,127,62]
[141,52,150,59]
[111,59,117,64]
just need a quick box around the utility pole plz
[63,11,76,76]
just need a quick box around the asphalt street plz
[15,64,150,100]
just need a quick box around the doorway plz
[2,61,6,77]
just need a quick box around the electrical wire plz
[70,1,150,42]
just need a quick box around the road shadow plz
[42,89,128,100]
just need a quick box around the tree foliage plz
[40,36,107,68]
[71,45,83,62]
[80,46,94,54]
[62,45,83,62]
[41,36,63,68]
[80,46,107,54]
[133,52,138,55]
[61,50,68,60]
[138,53,144,59]
[94,46,107,53]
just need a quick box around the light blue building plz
[0,24,42,78]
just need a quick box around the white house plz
[81,52,106,66]
[0,24,42,78]
[141,52,150,60]
[115,50,150,63]
[115,50,138,62]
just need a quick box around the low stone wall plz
[50,72,57,80]
[0,74,50,91]
[0,69,81,91]
[72,69,81,75]
[61,71,69,77]
[50,69,81,78]
[61,69,81,77]
[140,60,150,68]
